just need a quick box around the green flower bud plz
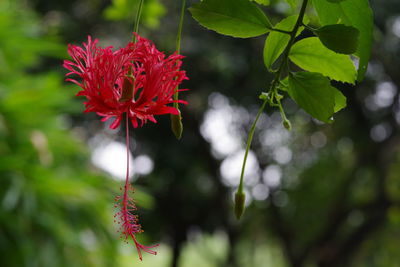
[234,191,246,220]
[170,112,183,140]
[283,119,291,131]
[259,92,269,100]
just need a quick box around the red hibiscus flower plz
[63,34,188,129]
[64,34,188,260]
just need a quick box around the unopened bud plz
[259,92,269,100]
[170,112,183,140]
[283,119,291,131]
[234,191,246,220]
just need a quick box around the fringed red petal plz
[64,33,188,129]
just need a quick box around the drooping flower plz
[63,34,188,260]
[63,34,188,129]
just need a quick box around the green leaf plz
[289,37,357,84]
[327,0,347,2]
[334,89,347,112]
[189,0,272,38]
[288,72,345,123]
[312,0,373,81]
[315,24,359,54]
[251,0,270,6]
[263,15,306,71]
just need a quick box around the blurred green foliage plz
[0,1,119,266]
[104,0,166,29]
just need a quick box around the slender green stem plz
[237,99,268,194]
[236,0,309,208]
[173,0,186,106]
[170,0,187,140]
[273,0,309,84]
[271,28,292,35]
[278,100,291,130]
[132,0,145,43]
[303,23,316,32]
[286,0,308,52]
[278,101,286,119]
[175,0,186,55]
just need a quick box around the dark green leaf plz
[315,24,359,54]
[289,37,357,84]
[327,0,347,2]
[288,72,345,123]
[189,0,272,38]
[312,0,373,81]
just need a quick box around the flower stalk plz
[171,0,187,140]
[132,0,144,43]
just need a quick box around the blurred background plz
[0,0,399,266]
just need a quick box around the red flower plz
[64,34,188,260]
[63,34,188,129]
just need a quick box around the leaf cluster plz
[189,0,373,123]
